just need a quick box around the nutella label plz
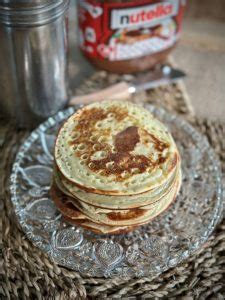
[78,0,185,61]
[111,1,179,29]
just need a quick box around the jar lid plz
[0,0,70,26]
[0,1,54,9]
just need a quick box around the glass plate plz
[10,105,223,278]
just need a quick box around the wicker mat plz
[1,73,225,299]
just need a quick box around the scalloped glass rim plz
[10,104,223,278]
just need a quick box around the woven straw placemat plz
[1,73,225,299]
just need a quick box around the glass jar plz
[78,0,185,74]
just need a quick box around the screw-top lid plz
[0,0,70,26]
[0,0,53,9]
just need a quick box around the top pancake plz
[55,101,178,195]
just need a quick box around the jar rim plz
[0,0,70,26]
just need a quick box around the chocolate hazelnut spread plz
[78,0,185,74]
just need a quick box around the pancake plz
[54,161,180,210]
[51,176,180,233]
[65,171,181,226]
[63,216,138,235]
[55,101,179,195]
[50,183,89,221]
[50,184,138,234]
[52,100,182,234]
[53,166,75,198]
[64,216,138,234]
[51,170,181,227]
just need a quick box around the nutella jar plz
[78,0,185,74]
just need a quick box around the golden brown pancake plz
[55,101,179,195]
[51,168,181,229]
[52,101,182,234]
[53,161,180,210]
[63,216,138,235]
[50,184,139,234]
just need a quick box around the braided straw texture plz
[1,73,225,299]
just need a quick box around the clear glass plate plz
[10,105,223,278]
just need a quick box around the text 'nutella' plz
[78,0,185,73]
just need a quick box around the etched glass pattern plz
[10,105,223,278]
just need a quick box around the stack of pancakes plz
[51,101,181,234]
